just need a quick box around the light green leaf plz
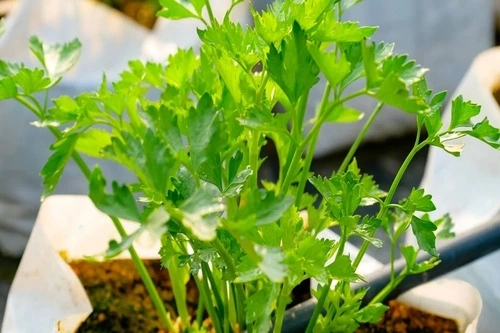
[308,45,351,87]
[326,105,364,123]
[75,129,112,158]
[157,0,198,20]
[449,96,481,130]
[29,36,82,81]
[309,17,377,42]
[327,255,362,282]
[14,68,51,94]
[0,76,17,100]
[355,303,388,324]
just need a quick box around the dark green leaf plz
[89,166,142,222]
[75,129,111,158]
[410,215,438,257]
[404,188,436,213]
[266,22,319,105]
[465,118,500,149]
[326,105,364,123]
[0,76,17,100]
[40,134,78,198]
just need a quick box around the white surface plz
[2,195,161,333]
[398,279,482,333]
[406,47,500,333]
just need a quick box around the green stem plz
[213,238,246,326]
[369,268,408,305]
[204,0,217,26]
[305,283,330,333]
[231,283,245,330]
[169,256,190,329]
[202,263,225,329]
[196,297,205,326]
[15,95,175,331]
[338,102,384,174]
[280,89,366,196]
[195,274,223,332]
[249,131,260,189]
[295,85,331,207]
[273,281,290,333]
[352,139,430,269]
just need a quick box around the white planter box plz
[407,46,500,333]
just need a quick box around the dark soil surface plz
[70,259,199,333]
[356,300,459,333]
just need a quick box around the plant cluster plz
[1,0,499,332]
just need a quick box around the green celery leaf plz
[179,184,224,241]
[308,45,351,87]
[199,17,265,70]
[410,215,438,257]
[252,5,292,45]
[374,72,429,113]
[14,68,51,94]
[400,245,441,274]
[254,244,286,282]
[449,96,481,130]
[189,0,205,15]
[0,60,23,78]
[327,255,362,282]
[29,36,81,81]
[89,167,142,222]
[187,94,223,169]
[75,129,112,158]
[165,49,199,89]
[423,91,447,138]
[245,285,279,333]
[157,0,198,20]
[361,40,381,89]
[380,55,428,86]
[355,303,389,324]
[0,76,17,100]
[266,22,319,105]
[309,17,377,42]
[431,132,466,157]
[464,118,500,149]
[326,105,364,123]
[40,134,78,198]
[224,165,253,197]
[404,188,436,213]
[434,213,455,239]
